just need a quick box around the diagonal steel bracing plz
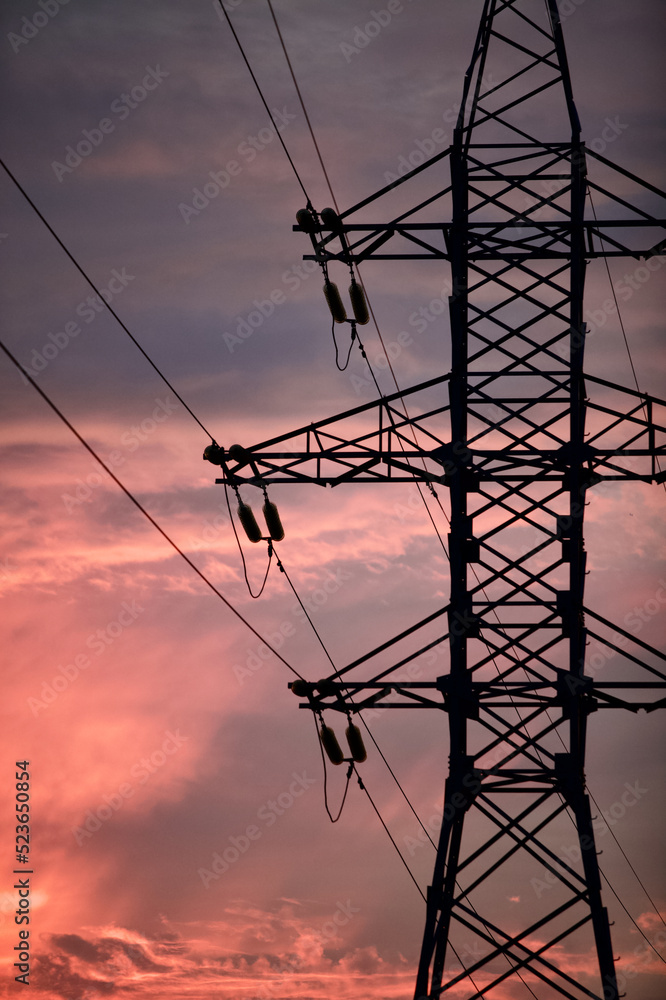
[206,1,665,996]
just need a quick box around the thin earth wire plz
[354,768,426,903]
[588,786,666,929]
[0,158,216,443]
[0,336,305,681]
[354,766,427,903]
[600,868,666,964]
[587,188,665,492]
[538,682,666,934]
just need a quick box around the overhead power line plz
[266,0,339,213]
[0,157,216,443]
[216,0,312,205]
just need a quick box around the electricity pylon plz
[206,2,666,996]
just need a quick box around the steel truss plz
[207,2,665,997]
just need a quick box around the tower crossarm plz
[298,217,666,264]
[207,376,665,486]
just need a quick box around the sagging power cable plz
[0,336,304,681]
[0,158,216,444]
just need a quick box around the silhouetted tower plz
[206,2,666,996]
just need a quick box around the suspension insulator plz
[296,208,317,233]
[263,500,285,542]
[320,724,344,765]
[228,443,252,467]
[290,679,310,697]
[345,723,367,763]
[237,502,262,543]
[349,279,369,325]
[320,206,341,232]
[323,281,347,324]
[203,443,223,464]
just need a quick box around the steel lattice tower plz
[206,2,666,997]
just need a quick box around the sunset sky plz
[1,1,665,998]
